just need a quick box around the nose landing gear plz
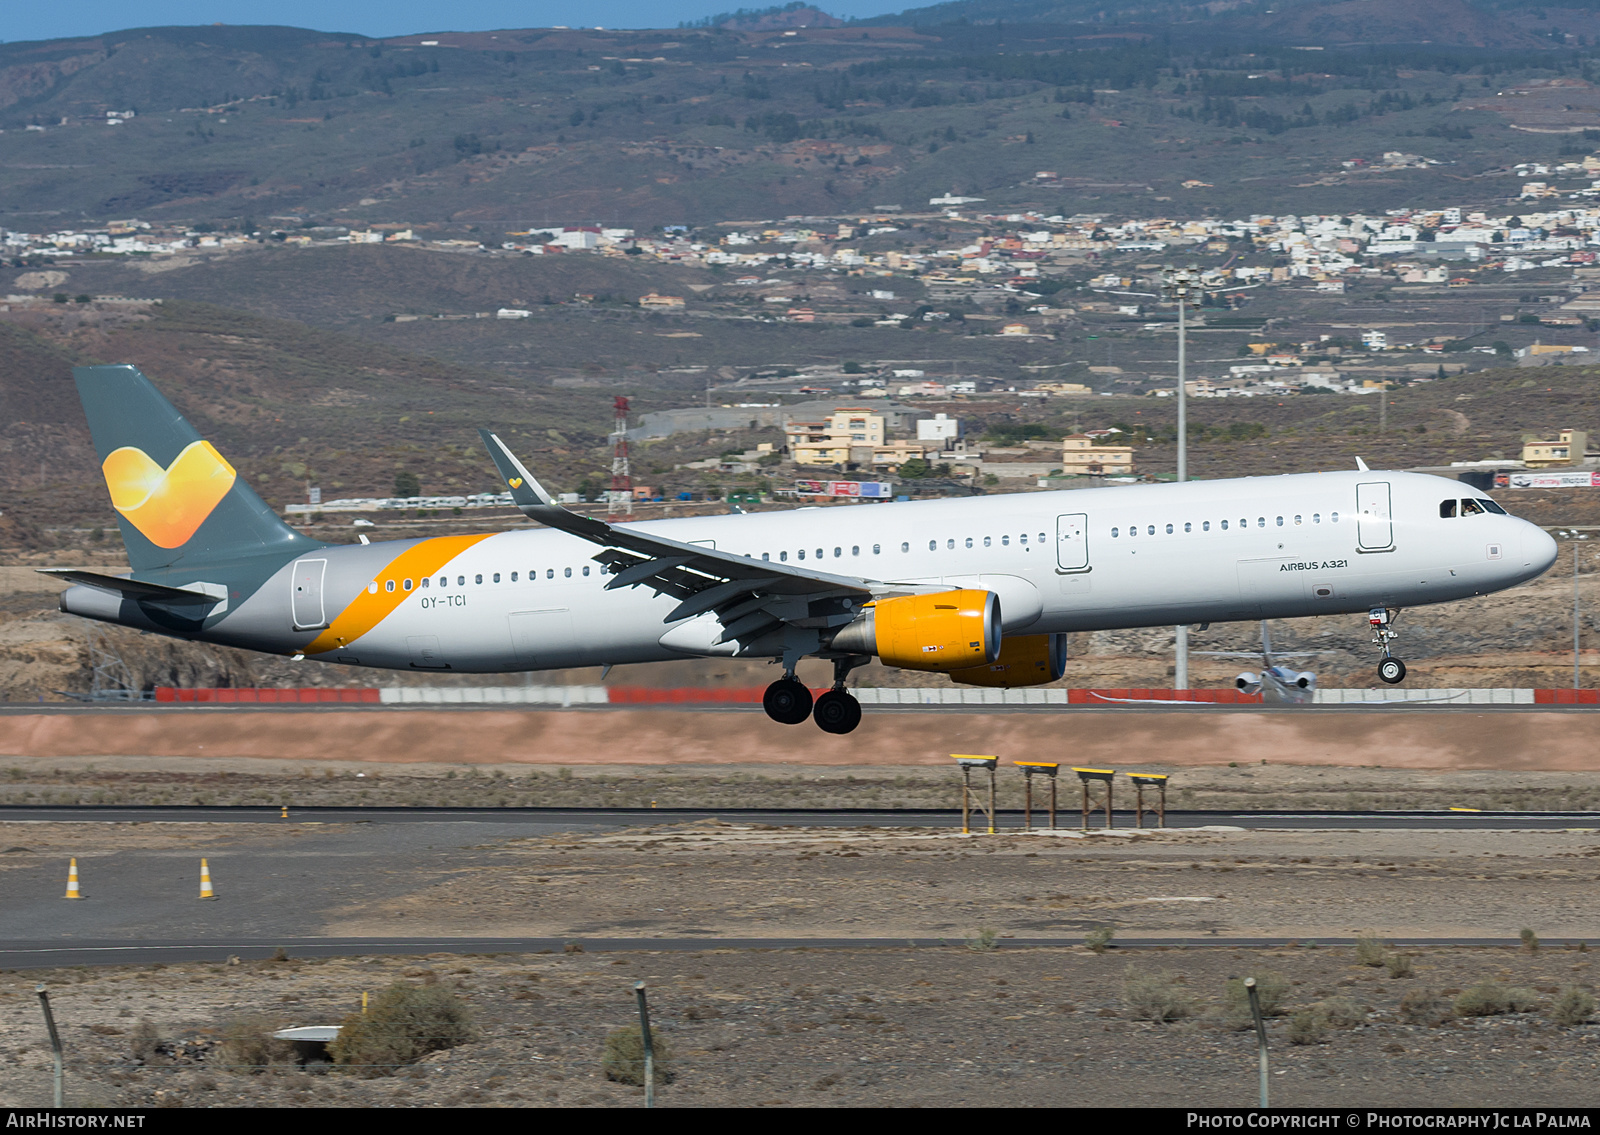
[1370,607,1407,685]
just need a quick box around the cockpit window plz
[1440,500,1457,518]
[1477,498,1507,515]
[1460,499,1484,516]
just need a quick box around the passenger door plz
[290,558,327,630]
[1055,513,1089,573]
[1356,482,1395,552]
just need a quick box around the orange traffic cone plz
[64,858,83,900]
[199,858,217,900]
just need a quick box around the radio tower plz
[608,395,633,517]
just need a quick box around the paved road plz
[4,936,1586,970]
[2,804,1597,830]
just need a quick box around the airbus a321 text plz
[49,366,1559,734]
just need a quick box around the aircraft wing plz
[479,430,937,647]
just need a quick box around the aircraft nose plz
[1523,523,1558,573]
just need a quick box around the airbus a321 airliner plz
[48,365,1558,734]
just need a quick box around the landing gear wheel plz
[1378,657,1407,685]
[763,678,813,725]
[813,690,862,735]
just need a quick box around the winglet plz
[1355,456,1369,472]
[478,429,555,509]
[477,429,611,541]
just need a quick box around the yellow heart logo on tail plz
[508,477,523,488]
[102,440,237,548]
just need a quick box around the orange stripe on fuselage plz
[304,533,494,656]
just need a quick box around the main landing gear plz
[762,657,866,734]
[1370,607,1407,685]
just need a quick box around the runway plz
[3,935,1587,970]
[1,803,1597,830]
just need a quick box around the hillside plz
[0,14,1593,226]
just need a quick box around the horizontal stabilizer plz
[39,569,224,605]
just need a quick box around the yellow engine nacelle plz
[831,589,1001,672]
[949,633,1068,688]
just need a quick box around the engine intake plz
[949,633,1068,688]
[829,589,1001,672]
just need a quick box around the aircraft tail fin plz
[73,365,324,574]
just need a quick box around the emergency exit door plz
[1056,513,1089,572]
[290,558,327,630]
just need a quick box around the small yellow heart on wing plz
[508,477,523,488]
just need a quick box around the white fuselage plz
[145,469,1554,675]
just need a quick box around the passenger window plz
[1312,514,1320,524]
[1183,523,1191,533]
[1440,500,1457,518]
[1165,524,1173,535]
[1461,499,1483,516]
[368,582,378,594]
[510,572,517,581]
[1147,525,1155,536]
[458,576,466,586]
[1001,535,1010,546]
[780,551,788,562]
[493,573,500,583]
[1020,534,1028,545]
[852,546,860,556]
[404,579,413,591]
[762,552,770,561]
[1294,515,1302,526]
[834,547,842,557]
[1258,518,1266,528]
[421,578,430,589]
[1039,533,1046,543]
[1128,524,1136,538]
[1275,516,1283,527]
[546,569,554,579]
[564,567,572,578]
[929,540,937,551]
[965,537,973,549]
[1111,527,1120,538]
[900,542,909,553]
[947,539,955,550]
[385,580,395,593]
[583,566,591,576]
[1202,521,1209,531]
[439,577,447,587]
[1479,499,1507,515]
[817,549,824,559]
[798,549,806,560]
[1331,512,1340,523]
[475,574,483,584]
[1221,520,1229,530]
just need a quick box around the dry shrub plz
[214,1014,293,1074]
[1084,927,1114,954]
[1385,954,1414,979]
[1399,987,1455,1026]
[1520,927,1540,952]
[1506,987,1541,1013]
[1550,986,1596,1026]
[1314,996,1366,1029]
[1122,968,1194,1023]
[1286,1009,1327,1046]
[128,1021,161,1062]
[329,982,472,1077]
[1354,935,1387,967]
[1455,980,1512,1017]
[1223,970,1291,1028]
[602,1025,674,1086]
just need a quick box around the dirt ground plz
[3,813,1600,1107]
[6,758,1600,811]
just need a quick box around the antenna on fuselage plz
[1355,456,1370,471]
